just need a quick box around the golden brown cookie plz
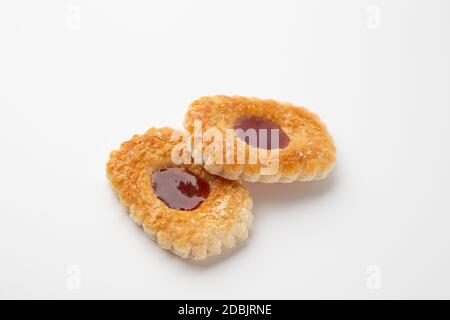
[184,95,336,183]
[107,127,253,260]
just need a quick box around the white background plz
[1,0,449,299]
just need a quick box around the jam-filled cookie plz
[184,95,336,183]
[107,127,253,260]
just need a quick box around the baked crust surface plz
[184,96,336,183]
[107,127,253,260]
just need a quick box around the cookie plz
[184,95,336,183]
[107,127,253,260]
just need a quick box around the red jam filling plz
[152,168,210,211]
[234,116,290,149]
